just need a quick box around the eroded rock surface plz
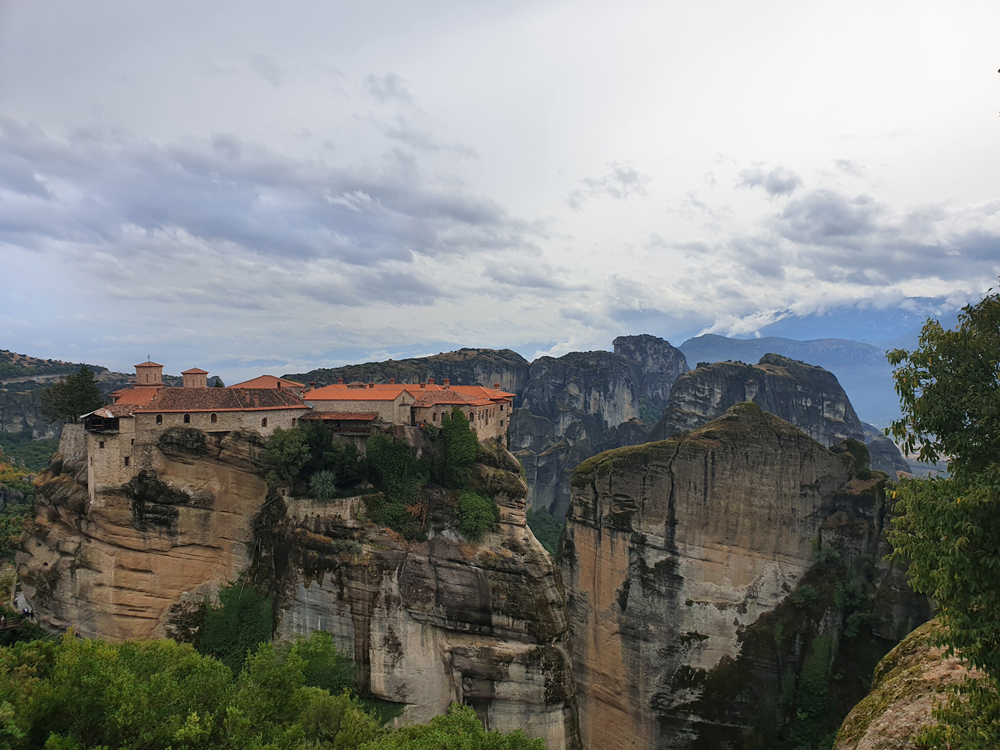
[19,426,578,750]
[273,439,578,749]
[649,354,865,447]
[17,425,268,640]
[562,403,928,749]
[834,620,973,750]
[512,336,688,517]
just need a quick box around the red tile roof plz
[305,385,413,402]
[133,387,308,413]
[412,391,492,408]
[181,367,209,375]
[229,374,305,389]
[113,388,161,406]
[301,412,378,421]
[134,361,163,367]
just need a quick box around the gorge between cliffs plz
[13,345,931,750]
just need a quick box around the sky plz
[1,0,998,382]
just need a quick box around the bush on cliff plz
[440,407,478,489]
[264,427,311,485]
[454,491,499,543]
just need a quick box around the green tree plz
[196,584,273,675]
[360,703,545,749]
[39,365,104,424]
[264,427,311,484]
[454,491,499,543]
[441,408,478,489]
[886,286,1000,748]
[887,288,1000,477]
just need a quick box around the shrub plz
[455,491,499,543]
[441,408,478,489]
[196,583,273,674]
[284,630,356,695]
[264,427,311,483]
[309,470,338,500]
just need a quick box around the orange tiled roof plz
[229,374,305,389]
[87,404,142,418]
[412,391,492,408]
[132,387,308,413]
[113,388,161,406]
[305,385,412,402]
[181,367,209,375]
[134,361,163,367]
[301,412,378,421]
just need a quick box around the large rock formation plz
[834,620,973,750]
[562,403,929,750]
[511,337,688,518]
[679,333,900,426]
[18,424,269,639]
[287,348,531,396]
[273,438,578,747]
[649,354,865,447]
[18,425,578,749]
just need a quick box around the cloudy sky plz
[1,0,998,381]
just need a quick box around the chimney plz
[443,378,450,390]
[420,382,426,390]
[390,378,395,384]
[493,382,500,389]
[428,377,435,385]
[368,382,374,389]
[310,381,316,389]
[338,378,344,384]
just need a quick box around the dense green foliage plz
[364,433,429,540]
[264,427,311,484]
[309,470,339,500]
[886,287,1000,748]
[0,503,30,560]
[362,704,545,749]
[525,508,562,556]
[196,583,273,674]
[0,431,59,473]
[281,631,355,696]
[0,634,540,749]
[440,408,478,489]
[454,491,499,543]
[887,288,1000,476]
[38,365,103,424]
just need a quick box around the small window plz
[433,412,437,422]
[210,413,217,424]
[156,414,163,425]
[183,414,191,424]
[291,418,296,426]
[500,420,504,427]
[261,417,268,428]
[500,404,504,412]
[124,457,130,467]
[131,439,134,445]
[99,441,105,449]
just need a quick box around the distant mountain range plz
[678,334,899,426]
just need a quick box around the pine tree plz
[39,365,104,423]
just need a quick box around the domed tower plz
[134,360,164,387]
[181,368,209,388]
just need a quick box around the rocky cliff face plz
[649,354,865,448]
[286,348,531,396]
[272,438,578,748]
[834,620,973,750]
[19,425,578,749]
[17,425,269,639]
[562,403,929,750]
[511,337,688,517]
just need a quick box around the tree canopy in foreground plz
[887,285,1000,748]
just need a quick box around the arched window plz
[210,413,217,424]
[156,415,163,425]
[261,417,268,428]
[183,414,191,424]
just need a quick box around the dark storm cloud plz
[249,55,283,86]
[0,117,535,268]
[566,162,650,210]
[364,73,414,104]
[722,186,1000,286]
[738,166,802,196]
